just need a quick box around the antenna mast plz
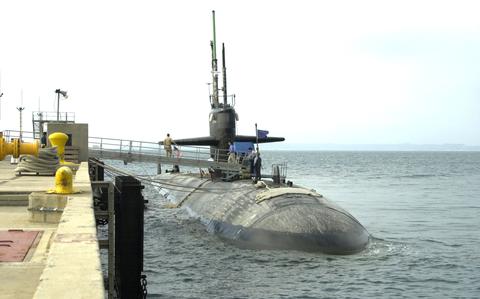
[211,10,219,108]
[0,71,3,120]
[222,43,228,107]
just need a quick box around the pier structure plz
[0,128,153,299]
[0,128,258,298]
[0,160,104,298]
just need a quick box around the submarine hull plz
[157,174,370,254]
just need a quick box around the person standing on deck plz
[40,132,47,148]
[246,147,255,176]
[253,152,262,182]
[164,133,173,157]
[228,142,236,163]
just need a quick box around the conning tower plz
[170,11,284,159]
[209,11,237,153]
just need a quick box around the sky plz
[0,0,479,147]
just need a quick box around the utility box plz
[46,123,89,162]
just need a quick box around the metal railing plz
[32,111,75,123]
[89,136,230,163]
[2,130,36,142]
[2,129,233,165]
[209,94,236,108]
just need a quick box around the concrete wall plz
[47,123,89,162]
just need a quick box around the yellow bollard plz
[0,137,40,160]
[48,132,69,164]
[47,166,79,194]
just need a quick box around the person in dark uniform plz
[253,152,262,183]
[246,147,255,176]
[40,132,47,148]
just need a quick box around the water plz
[105,151,480,298]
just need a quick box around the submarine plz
[156,11,370,254]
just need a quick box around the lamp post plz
[0,92,3,120]
[17,106,25,141]
[55,89,68,121]
[0,71,3,120]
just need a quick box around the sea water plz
[104,151,480,298]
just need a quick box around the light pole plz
[17,106,25,141]
[55,89,68,121]
[0,71,3,120]
[0,92,3,120]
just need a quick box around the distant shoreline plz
[260,144,480,152]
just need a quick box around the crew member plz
[164,133,173,157]
[253,152,262,182]
[246,147,255,176]
[40,132,47,148]
[228,142,236,163]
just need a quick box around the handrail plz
[32,111,75,122]
[2,129,233,164]
[2,130,36,142]
[88,136,230,163]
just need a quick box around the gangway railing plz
[2,131,228,162]
[89,136,229,163]
[2,130,244,173]
[88,136,244,174]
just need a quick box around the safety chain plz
[141,274,148,298]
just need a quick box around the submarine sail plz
[168,11,285,155]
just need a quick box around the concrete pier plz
[0,160,103,299]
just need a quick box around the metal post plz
[157,143,162,174]
[0,71,2,120]
[0,91,3,120]
[57,92,60,121]
[55,89,67,121]
[114,176,145,299]
[17,107,25,141]
[108,182,115,299]
[255,123,259,152]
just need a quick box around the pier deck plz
[0,160,103,299]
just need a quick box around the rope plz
[90,159,252,193]
[172,179,211,208]
[14,148,59,174]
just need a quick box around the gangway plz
[2,130,245,178]
[2,130,286,182]
[88,136,243,174]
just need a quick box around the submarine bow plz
[158,175,370,254]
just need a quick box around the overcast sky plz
[0,0,479,146]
